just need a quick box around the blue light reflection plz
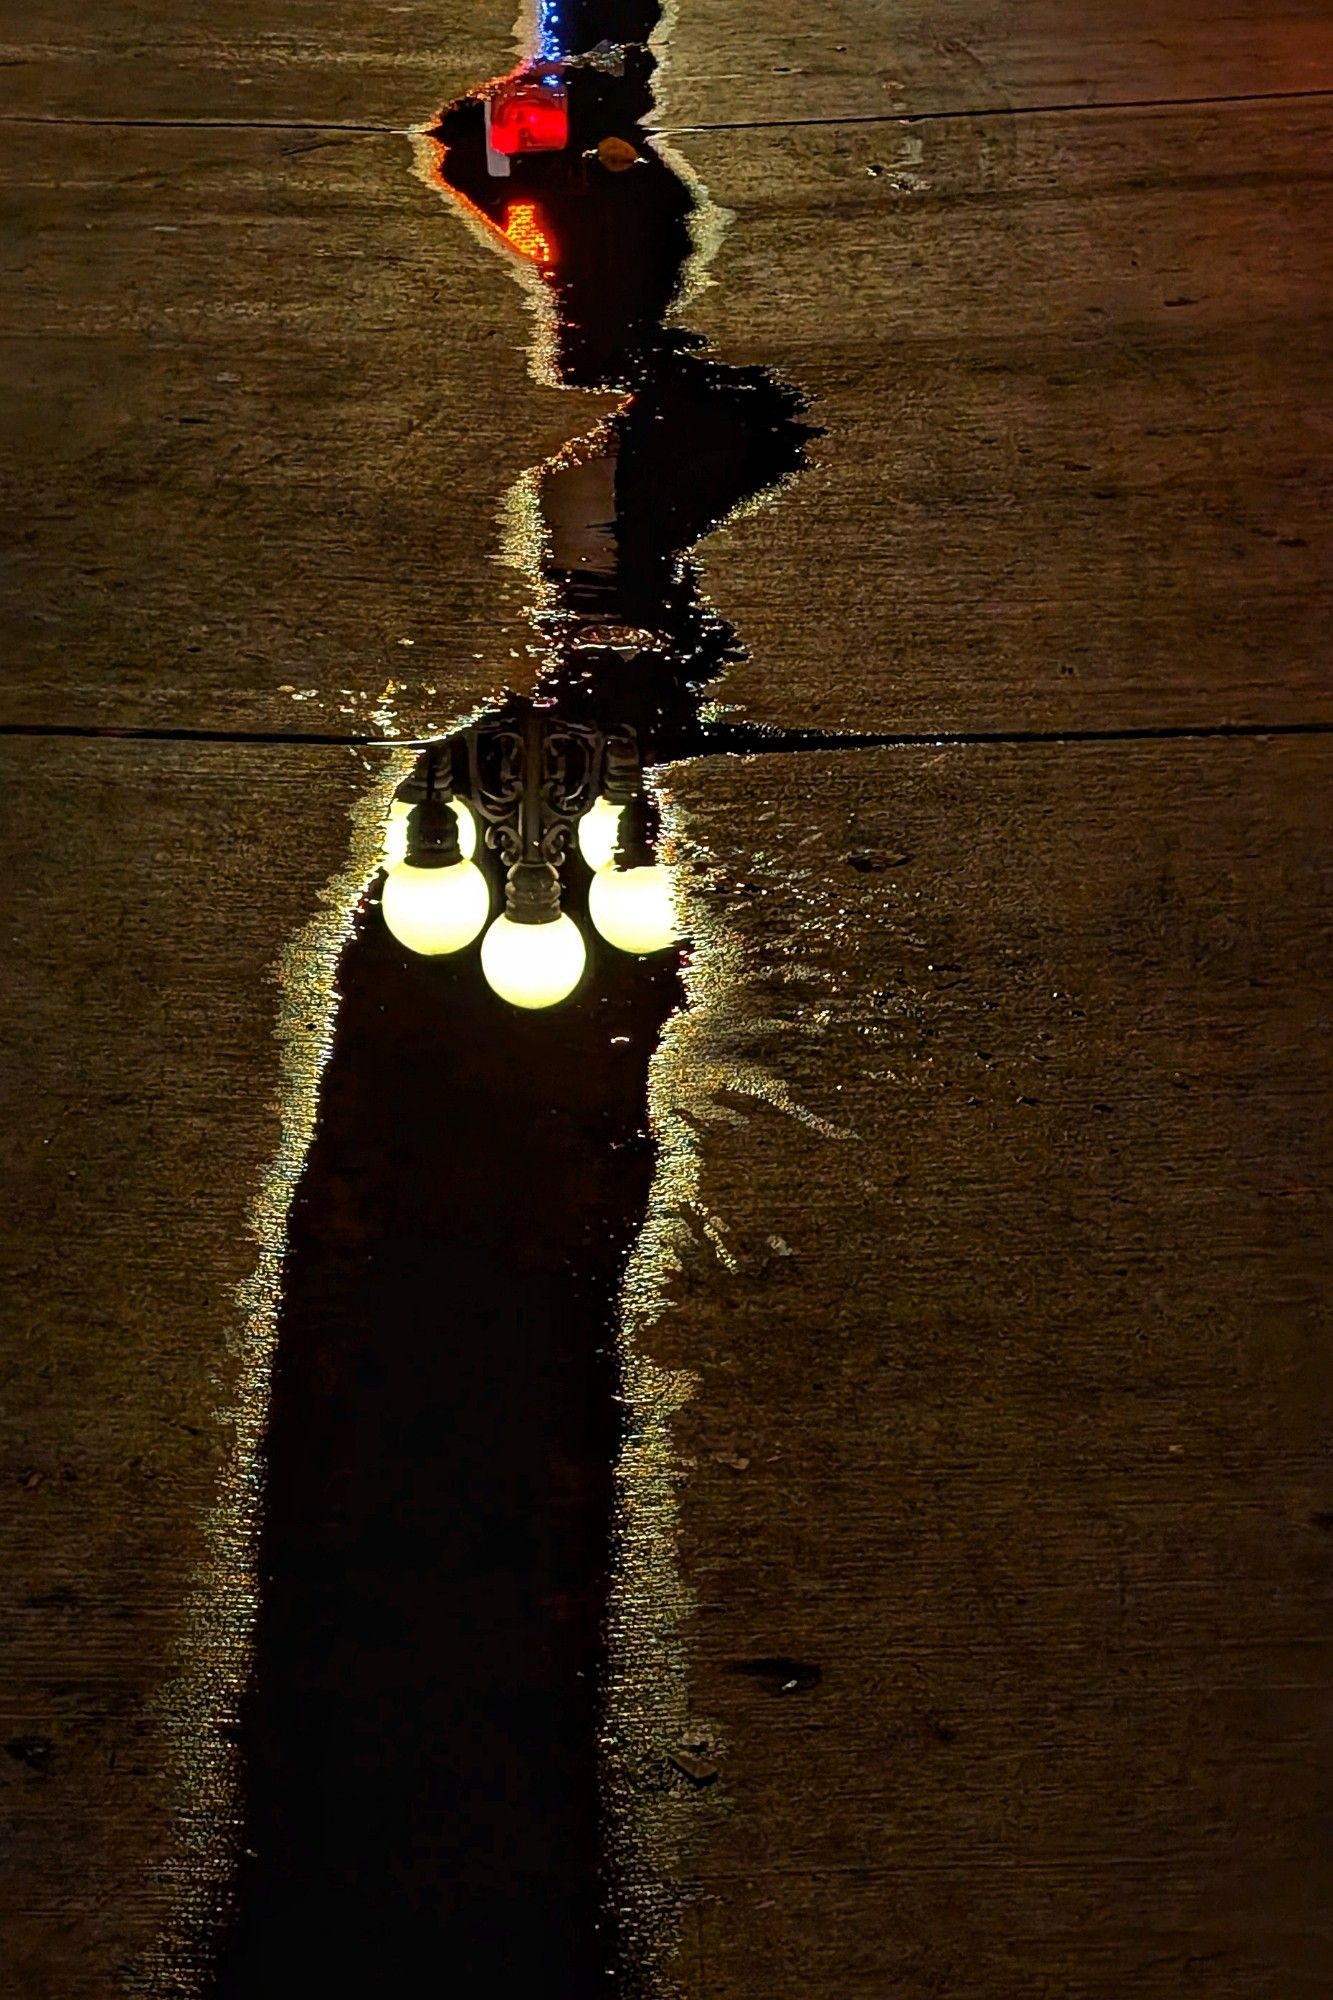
[534,0,567,65]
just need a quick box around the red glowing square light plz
[487,78,570,156]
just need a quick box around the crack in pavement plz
[4,85,1330,137]
[5,720,1330,751]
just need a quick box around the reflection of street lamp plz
[576,726,637,870]
[383,792,476,868]
[471,705,597,1012]
[381,759,490,957]
[378,704,679,1007]
[588,792,680,955]
[576,793,623,870]
[481,894,587,1009]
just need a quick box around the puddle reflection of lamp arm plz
[380,707,680,1008]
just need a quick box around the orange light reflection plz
[501,199,554,266]
[424,127,557,272]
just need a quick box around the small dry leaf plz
[597,136,640,173]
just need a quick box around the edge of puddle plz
[143,1,816,1986]
[143,744,415,1992]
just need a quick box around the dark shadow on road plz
[211,4,814,1992]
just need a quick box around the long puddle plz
[201,4,815,1992]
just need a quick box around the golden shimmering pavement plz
[0,117,586,738]
[0,739,392,1991]
[2,3,1330,1997]
[652,739,1330,1995]
[662,102,1333,735]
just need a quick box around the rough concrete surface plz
[0,740,387,1996]
[0,0,512,125]
[1,0,1329,1995]
[657,0,1333,128]
[0,121,591,735]
[675,101,1333,733]
[658,739,1331,1997]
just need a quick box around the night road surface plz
[0,3,1329,1998]
[215,5,815,1986]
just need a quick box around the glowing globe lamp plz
[382,857,490,957]
[577,794,624,871]
[384,795,477,869]
[588,863,680,956]
[481,911,586,1009]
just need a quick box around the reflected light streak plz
[502,199,555,265]
[418,129,557,273]
[533,0,567,65]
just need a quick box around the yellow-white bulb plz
[577,795,624,871]
[480,912,586,1010]
[588,863,680,955]
[381,858,490,956]
[383,796,477,869]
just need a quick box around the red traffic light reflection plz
[487,77,570,156]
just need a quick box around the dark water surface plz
[215,894,679,1993]
[212,3,812,1991]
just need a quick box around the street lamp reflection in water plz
[381,854,491,957]
[481,907,588,1009]
[383,794,477,868]
[377,704,681,1008]
[380,785,491,957]
[588,863,677,957]
[586,790,679,956]
[576,793,624,871]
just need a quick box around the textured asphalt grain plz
[657,739,1331,1997]
[1,1,1330,1995]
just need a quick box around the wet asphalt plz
[1,3,1329,1997]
